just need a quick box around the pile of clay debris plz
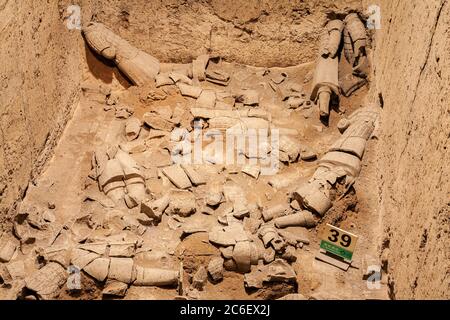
[0,13,379,300]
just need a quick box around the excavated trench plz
[0,0,448,300]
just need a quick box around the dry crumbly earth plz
[0,0,448,300]
[0,45,387,299]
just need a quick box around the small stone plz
[115,106,134,119]
[167,190,197,217]
[206,191,223,207]
[300,145,317,160]
[47,202,56,210]
[290,199,301,211]
[281,246,297,263]
[241,165,261,179]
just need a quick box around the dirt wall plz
[79,0,361,67]
[0,0,85,230]
[371,0,449,299]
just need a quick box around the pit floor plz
[1,56,389,300]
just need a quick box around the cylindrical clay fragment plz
[134,266,179,286]
[310,50,340,118]
[274,211,316,228]
[323,20,344,58]
[262,204,289,222]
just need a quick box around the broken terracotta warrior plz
[83,22,160,86]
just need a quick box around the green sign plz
[320,240,353,260]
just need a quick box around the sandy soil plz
[0,49,388,299]
[0,0,448,300]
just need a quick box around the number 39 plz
[328,229,352,247]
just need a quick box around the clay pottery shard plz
[25,262,67,300]
[258,226,278,247]
[292,183,332,217]
[98,159,124,191]
[169,72,193,85]
[77,243,108,255]
[143,112,175,132]
[277,229,310,245]
[0,240,18,263]
[196,90,216,109]
[155,73,175,87]
[141,195,170,221]
[108,258,134,284]
[273,211,316,229]
[265,259,297,283]
[208,227,237,247]
[125,117,142,141]
[319,151,361,177]
[162,165,192,189]
[241,165,261,179]
[109,242,137,257]
[83,258,111,282]
[115,150,144,179]
[134,266,179,286]
[71,249,100,269]
[178,83,203,98]
[279,136,300,162]
[192,54,210,81]
[206,69,230,86]
[181,164,206,186]
[270,72,288,85]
